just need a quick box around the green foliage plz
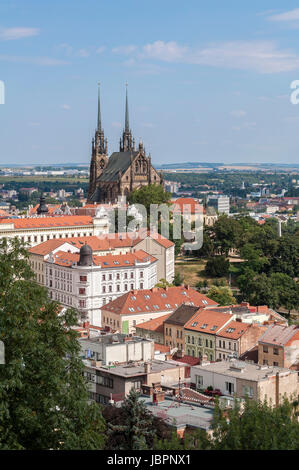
[207,286,236,306]
[173,272,183,286]
[205,256,230,277]
[0,238,105,450]
[155,279,173,288]
[128,184,171,213]
[107,389,155,450]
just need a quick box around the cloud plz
[96,46,105,54]
[57,43,73,56]
[77,48,89,58]
[61,104,71,110]
[112,121,122,128]
[112,45,137,55]
[268,9,299,22]
[0,27,39,40]
[142,40,187,62]
[230,110,246,118]
[139,40,299,73]
[0,55,69,66]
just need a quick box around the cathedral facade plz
[87,85,163,204]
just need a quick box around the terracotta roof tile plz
[136,314,171,333]
[0,215,93,229]
[102,286,217,316]
[185,310,233,335]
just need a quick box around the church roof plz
[97,151,139,183]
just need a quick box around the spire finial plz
[125,82,129,132]
[97,82,101,131]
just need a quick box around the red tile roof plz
[172,198,202,215]
[216,320,250,340]
[0,215,93,229]
[136,314,171,333]
[185,310,233,335]
[154,343,171,353]
[28,204,61,215]
[28,231,174,255]
[172,354,201,366]
[259,324,299,347]
[102,286,218,316]
[47,249,157,269]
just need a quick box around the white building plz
[207,195,230,214]
[45,244,158,326]
[0,211,109,247]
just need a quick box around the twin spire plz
[96,82,135,153]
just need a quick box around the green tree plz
[207,286,236,306]
[128,184,171,214]
[205,256,230,278]
[107,389,155,450]
[0,238,105,450]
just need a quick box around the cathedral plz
[87,84,163,203]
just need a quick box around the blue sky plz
[1,1,299,165]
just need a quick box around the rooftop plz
[0,215,93,229]
[193,359,295,382]
[46,249,156,268]
[258,324,299,347]
[102,286,217,316]
[184,310,233,334]
[136,314,171,333]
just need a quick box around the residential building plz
[28,230,175,285]
[207,195,230,214]
[0,212,109,247]
[84,358,187,404]
[45,245,157,325]
[101,285,217,335]
[136,314,170,345]
[79,333,154,366]
[191,359,299,405]
[258,324,299,369]
[164,304,200,352]
[216,321,268,361]
[184,310,234,361]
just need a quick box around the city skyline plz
[1,1,299,164]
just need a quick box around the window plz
[205,339,208,347]
[273,361,279,366]
[140,283,143,289]
[79,288,86,295]
[198,338,202,346]
[187,336,190,343]
[242,385,253,398]
[80,275,87,282]
[263,346,268,353]
[263,359,268,365]
[273,347,279,355]
[210,340,213,348]
[225,381,234,394]
[116,285,120,292]
[196,375,203,387]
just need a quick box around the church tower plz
[87,83,108,202]
[119,83,135,152]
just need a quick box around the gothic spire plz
[125,82,129,132]
[97,81,102,131]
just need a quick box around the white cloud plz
[0,27,39,40]
[112,121,122,128]
[142,40,187,62]
[268,9,299,22]
[230,110,246,118]
[96,46,105,54]
[0,55,68,66]
[61,104,71,110]
[77,48,89,58]
[139,40,299,74]
[57,43,73,56]
[112,45,137,55]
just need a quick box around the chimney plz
[83,321,90,328]
[144,362,151,374]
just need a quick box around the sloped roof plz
[136,313,171,333]
[98,151,138,182]
[259,324,299,347]
[47,249,157,269]
[0,215,93,229]
[102,286,217,316]
[164,304,199,326]
[184,310,233,335]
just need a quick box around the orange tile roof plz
[28,204,61,215]
[102,286,217,316]
[172,198,202,215]
[48,249,157,269]
[216,320,250,340]
[28,231,173,255]
[136,314,171,333]
[154,343,171,353]
[0,209,10,217]
[185,310,233,335]
[0,215,93,229]
[259,324,299,347]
